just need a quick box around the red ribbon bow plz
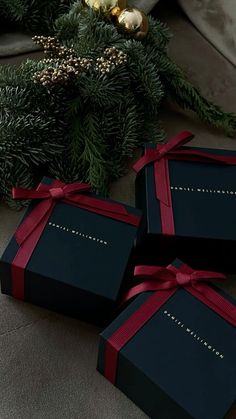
[104,263,236,384]
[120,264,226,304]
[133,131,236,235]
[11,179,140,300]
[13,180,140,246]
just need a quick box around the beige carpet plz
[0,1,236,418]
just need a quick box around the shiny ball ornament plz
[117,7,149,39]
[111,6,122,18]
[83,0,127,12]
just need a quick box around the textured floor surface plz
[0,1,236,418]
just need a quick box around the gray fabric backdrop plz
[130,0,159,12]
[178,0,236,66]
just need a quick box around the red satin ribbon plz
[104,263,236,384]
[133,131,236,235]
[11,179,140,300]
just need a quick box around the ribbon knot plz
[175,272,192,286]
[156,145,169,160]
[49,187,64,200]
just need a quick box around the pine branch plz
[0,160,34,209]
[159,55,236,137]
[124,41,164,114]
[0,0,72,33]
[49,151,82,185]
[144,16,171,52]
[79,66,130,108]
[55,0,85,42]
[0,0,25,21]
[141,118,166,144]
[0,62,67,204]
[56,1,125,55]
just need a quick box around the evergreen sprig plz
[0,0,72,34]
[0,0,235,206]
[0,62,67,206]
[158,54,236,137]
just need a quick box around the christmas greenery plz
[0,0,72,34]
[0,0,235,207]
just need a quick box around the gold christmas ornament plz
[83,0,127,11]
[110,6,122,18]
[117,7,149,39]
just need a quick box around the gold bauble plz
[83,0,127,12]
[111,6,122,18]
[117,7,149,39]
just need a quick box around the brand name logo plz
[48,222,108,245]
[163,310,224,359]
[171,186,236,196]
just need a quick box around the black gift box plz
[0,177,141,325]
[135,143,236,272]
[97,259,236,419]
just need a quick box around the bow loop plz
[156,145,168,159]
[134,265,170,281]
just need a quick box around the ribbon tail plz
[155,158,175,235]
[12,187,49,200]
[189,284,236,327]
[120,279,175,306]
[133,150,155,173]
[171,149,236,166]
[15,199,52,246]
[192,271,226,282]
[159,131,194,154]
[105,289,176,384]
[65,195,140,227]
[121,265,177,305]
[134,265,167,279]
[12,200,56,300]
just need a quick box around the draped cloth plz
[129,0,160,13]
[178,0,236,66]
